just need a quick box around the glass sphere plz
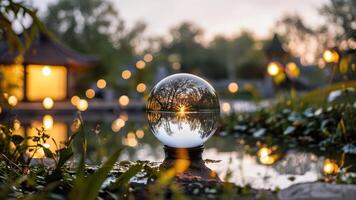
[146,73,220,148]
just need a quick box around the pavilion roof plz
[0,32,97,68]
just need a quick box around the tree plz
[43,0,146,90]
[0,0,47,53]
[321,0,356,48]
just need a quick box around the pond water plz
[6,110,354,190]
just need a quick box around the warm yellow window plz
[26,65,67,101]
[0,65,24,100]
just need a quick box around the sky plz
[33,0,330,40]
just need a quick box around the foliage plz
[0,0,47,53]
[222,88,356,154]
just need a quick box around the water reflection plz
[147,111,219,148]
[3,111,356,189]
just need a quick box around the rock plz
[278,182,356,200]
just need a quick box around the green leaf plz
[57,147,73,169]
[42,146,54,159]
[69,148,123,200]
[110,163,143,191]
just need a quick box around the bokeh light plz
[286,62,300,78]
[118,95,130,107]
[71,96,80,106]
[97,79,107,89]
[267,62,281,76]
[136,60,146,69]
[121,70,132,80]
[222,102,231,113]
[8,95,18,107]
[143,54,153,62]
[323,159,339,175]
[228,82,239,93]
[323,49,339,63]
[77,99,88,111]
[136,83,147,93]
[85,89,95,99]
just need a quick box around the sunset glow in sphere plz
[146,73,220,148]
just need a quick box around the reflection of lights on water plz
[43,115,54,130]
[136,60,146,69]
[85,89,95,99]
[42,97,54,110]
[323,50,339,63]
[228,82,239,93]
[136,129,144,138]
[178,105,186,113]
[112,118,125,132]
[42,66,51,76]
[143,54,153,62]
[97,79,107,89]
[8,95,18,107]
[123,133,138,147]
[267,62,281,76]
[286,62,300,78]
[121,70,131,80]
[118,95,130,107]
[120,113,129,121]
[136,83,147,93]
[71,96,80,106]
[222,102,231,113]
[323,159,339,175]
[77,99,88,111]
[257,147,278,165]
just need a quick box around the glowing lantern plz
[267,62,281,76]
[121,70,132,80]
[97,79,107,89]
[85,89,95,99]
[8,95,18,107]
[42,97,54,110]
[77,99,88,111]
[0,33,97,102]
[323,49,339,63]
[228,82,239,93]
[118,95,130,107]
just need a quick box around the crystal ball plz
[146,73,220,148]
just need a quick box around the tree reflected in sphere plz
[146,73,220,148]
